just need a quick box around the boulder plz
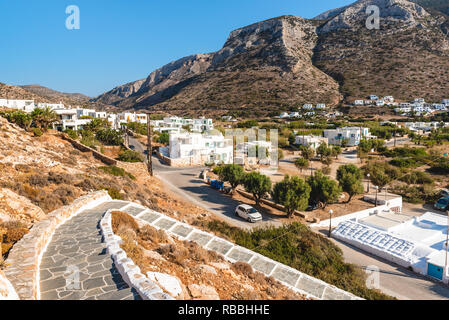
[187,284,220,300]
[147,272,183,299]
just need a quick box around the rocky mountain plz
[94,0,449,116]
[20,85,91,106]
[314,0,449,103]
[91,16,342,116]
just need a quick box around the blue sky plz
[0,0,353,97]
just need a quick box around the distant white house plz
[295,135,328,150]
[376,100,385,107]
[442,99,449,106]
[303,104,314,110]
[37,102,65,110]
[383,96,394,103]
[354,100,364,106]
[369,95,379,100]
[323,127,375,146]
[0,99,36,112]
[289,112,300,118]
[118,112,148,125]
[316,104,326,109]
[279,112,290,119]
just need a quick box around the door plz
[427,263,443,280]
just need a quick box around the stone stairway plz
[39,201,141,300]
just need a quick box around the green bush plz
[64,129,79,140]
[201,220,394,300]
[96,128,124,146]
[106,187,124,200]
[118,150,144,163]
[429,158,449,174]
[98,166,135,180]
[32,128,43,137]
[400,171,434,185]
[389,158,418,168]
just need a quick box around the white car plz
[235,204,262,223]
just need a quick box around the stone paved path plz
[39,201,141,300]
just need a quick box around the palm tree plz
[31,107,59,132]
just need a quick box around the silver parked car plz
[235,204,262,223]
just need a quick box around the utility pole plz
[146,114,153,176]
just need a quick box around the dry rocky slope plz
[20,85,91,106]
[93,0,449,116]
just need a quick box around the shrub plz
[203,220,394,300]
[32,128,43,137]
[28,174,49,187]
[111,211,139,234]
[400,171,434,185]
[96,128,124,146]
[106,187,124,200]
[118,150,144,163]
[99,166,135,180]
[138,225,168,244]
[389,158,418,168]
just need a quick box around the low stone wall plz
[3,191,111,300]
[61,134,118,166]
[0,270,19,300]
[100,209,174,300]
[236,189,308,219]
[156,152,172,166]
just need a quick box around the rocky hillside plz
[314,0,449,103]
[92,16,342,117]
[0,83,51,103]
[20,85,91,107]
[94,0,449,116]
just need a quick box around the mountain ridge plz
[87,0,449,115]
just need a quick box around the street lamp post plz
[445,210,449,282]
[374,186,379,207]
[367,173,370,193]
[328,209,334,238]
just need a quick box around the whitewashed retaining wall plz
[100,209,174,300]
[0,270,19,300]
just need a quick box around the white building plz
[295,135,328,150]
[369,95,379,100]
[165,132,233,166]
[316,104,326,109]
[354,100,364,106]
[37,102,65,110]
[376,100,385,107]
[323,127,374,146]
[383,96,394,103]
[0,99,36,112]
[118,112,148,125]
[303,104,314,110]
[279,112,289,119]
[289,112,300,118]
[442,99,449,106]
[152,116,213,133]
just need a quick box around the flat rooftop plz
[359,212,414,231]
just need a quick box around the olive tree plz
[271,175,311,218]
[243,171,272,206]
[337,164,364,203]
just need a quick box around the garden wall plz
[60,134,118,166]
